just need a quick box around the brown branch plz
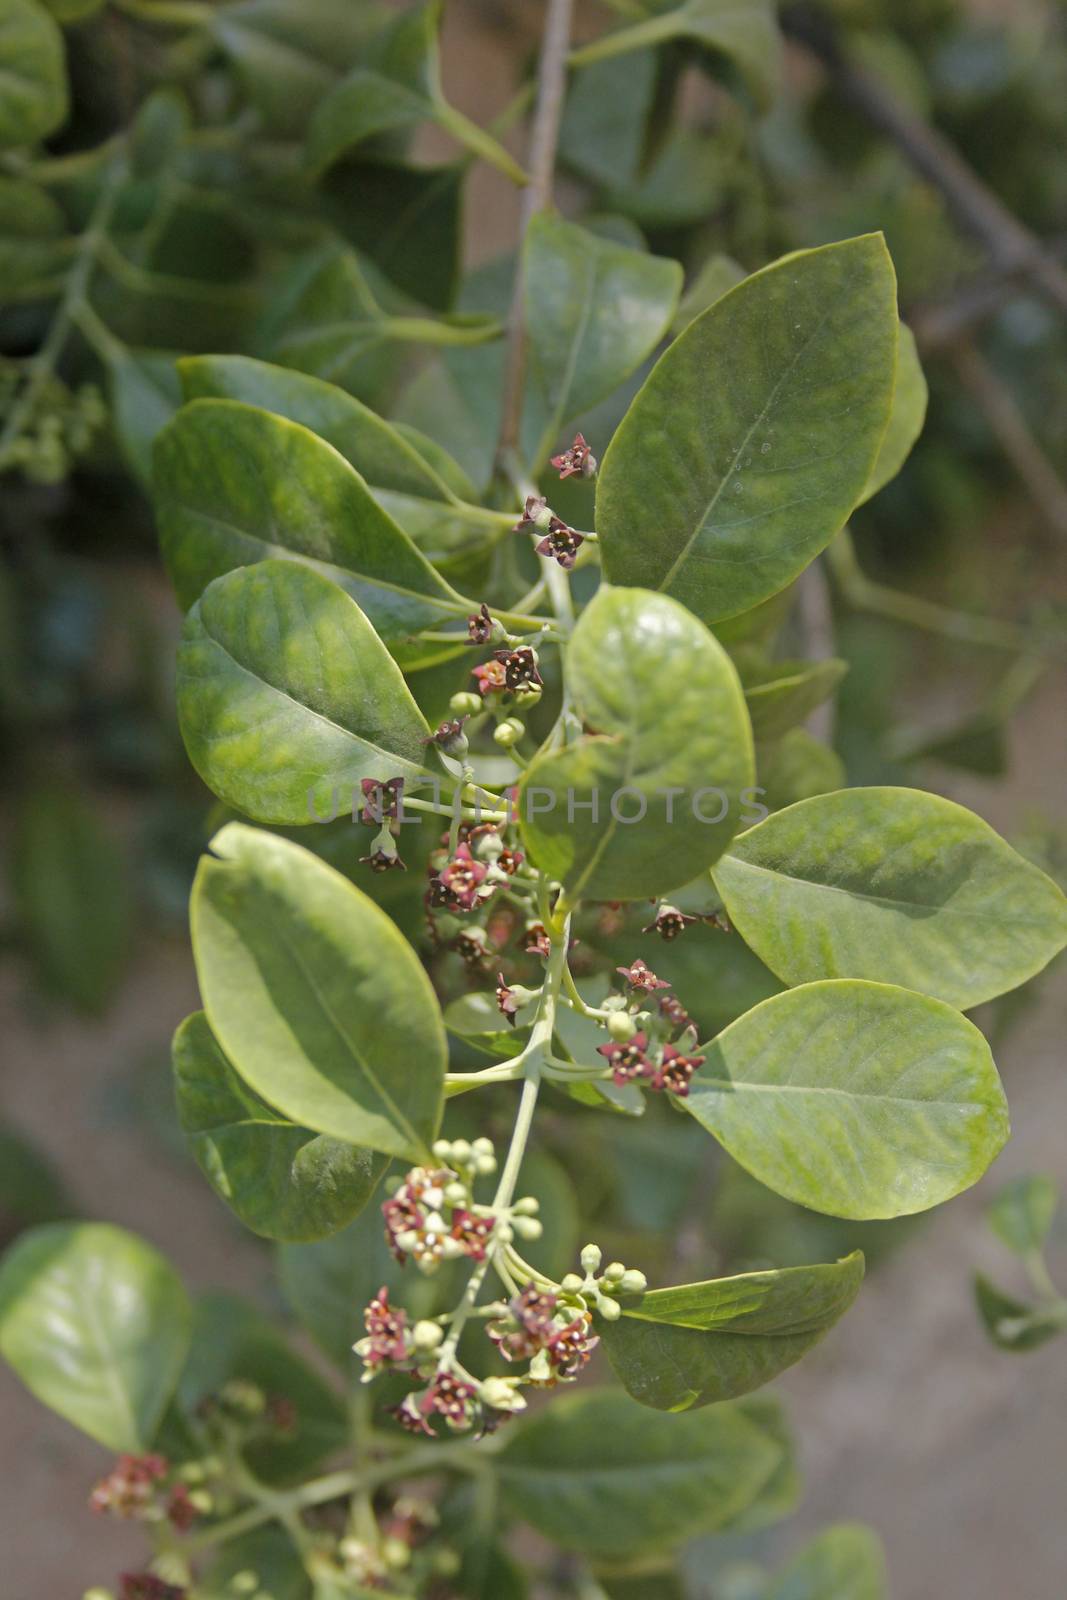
[781,4,1067,316]
[951,340,1067,542]
[496,0,575,468]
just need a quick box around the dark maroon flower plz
[658,993,692,1037]
[360,776,404,825]
[488,1284,559,1362]
[402,1371,480,1433]
[453,927,490,968]
[120,1577,186,1600]
[166,1483,198,1533]
[524,922,551,958]
[512,493,550,532]
[382,1168,454,1265]
[390,1394,436,1436]
[642,904,698,941]
[596,1032,651,1085]
[649,1043,705,1097]
[497,845,524,875]
[493,646,543,691]
[546,1311,599,1379]
[550,432,597,479]
[496,974,518,1027]
[451,1209,495,1260]
[437,842,488,910]
[360,844,405,873]
[616,959,670,994]
[356,1287,412,1376]
[90,1454,168,1519]
[472,658,508,696]
[427,717,468,757]
[535,518,584,569]
[467,603,494,644]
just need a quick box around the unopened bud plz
[560,1272,584,1292]
[602,1261,626,1283]
[443,1181,467,1206]
[231,1574,259,1596]
[383,1536,411,1569]
[513,683,542,709]
[494,717,525,748]
[413,1320,443,1351]
[432,1139,453,1161]
[450,1139,473,1165]
[580,1242,603,1275]
[512,1196,539,1215]
[620,1268,648,1294]
[481,1376,528,1412]
[607,1009,637,1043]
[597,1294,622,1321]
[513,1215,543,1240]
[450,691,483,716]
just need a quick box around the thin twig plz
[496,0,575,467]
[796,558,837,744]
[951,340,1067,542]
[781,5,1067,315]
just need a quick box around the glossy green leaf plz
[974,1274,1067,1353]
[174,1011,388,1242]
[740,656,848,743]
[571,0,782,109]
[672,252,746,333]
[523,214,681,466]
[559,48,659,191]
[499,1389,786,1558]
[108,348,182,489]
[0,0,67,148]
[764,1524,888,1600]
[713,787,1067,1009]
[177,561,431,824]
[153,398,470,639]
[684,980,1009,1219]
[305,1,523,184]
[192,823,446,1162]
[597,237,898,624]
[176,1292,346,1481]
[0,175,68,291]
[519,586,754,900]
[0,1222,190,1450]
[323,159,462,312]
[987,1174,1058,1257]
[601,1253,864,1410]
[858,322,927,505]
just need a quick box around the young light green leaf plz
[857,322,927,505]
[498,1389,786,1558]
[523,214,681,467]
[176,561,431,824]
[519,586,754,900]
[191,823,446,1162]
[173,1011,388,1243]
[712,787,1067,1009]
[153,398,470,639]
[0,1222,190,1451]
[596,236,898,624]
[987,1174,1058,1257]
[0,0,68,148]
[974,1274,1067,1353]
[764,1523,888,1600]
[683,980,1009,1219]
[304,1,523,183]
[602,1253,864,1411]
[740,656,848,743]
[570,1,782,110]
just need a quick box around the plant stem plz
[496,0,575,465]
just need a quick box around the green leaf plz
[683,980,1009,1220]
[0,1222,190,1450]
[672,251,746,334]
[987,1174,1058,1257]
[192,823,446,1162]
[596,237,898,624]
[41,0,103,20]
[152,398,470,641]
[176,561,431,824]
[712,787,1067,1009]
[304,1,524,183]
[974,1274,1067,1353]
[764,1524,888,1600]
[740,656,848,743]
[176,1292,346,1481]
[174,1011,388,1242]
[107,349,182,489]
[857,322,927,505]
[277,1216,396,1370]
[519,586,754,900]
[0,0,67,148]
[759,728,845,813]
[0,175,68,292]
[199,1527,310,1600]
[498,1389,786,1558]
[324,160,462,312]
[560,48,659,192]
[601,1253,864,1411]
[571,0,782,110]
[523,214,681,467]
[0,1126,73,1230]
[12,784,131,1014]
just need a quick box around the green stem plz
[568,10,680,67]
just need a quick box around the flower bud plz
[607,1009,637,1043]
[450,691,483,716]
[602,1261,626,1283]
[443,1181,467,1207]
[432,1139,453,1161]
[560,1272,584,1292]
[474,1153,497,1176]
[580,1242,603,1275]
[231,1575,259,1596]
[513,1215,543,1240]
[472,1136,495,1156]
[450,1139,473,1165]
[382,1537,411,1570]
[513,683,542,709]
[494,717,525,748]
[412,1320,443,1351]
[597,1294,622,1322]
[620,1268,648,1294]
[480,1375,528,1412]
[512,1196,539,1215]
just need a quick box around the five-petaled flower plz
[525,921,551,958]
[616,959,670,993]
[360,843,405,873]
[90,1454,168,1520]
[512,493,551,532]
[435,842,488,910]
[360,776,404,825]
[467,602,494,644]
[394,1372,480,1436]
[535,517,584,570]
[543,1311,599,1381]
[550,432,597,479]
[472,658,508,696]
[494,647,543,691]
[643,904,698,940]
[597,1032,651,1085]
[427,717,468,758]
[649,1043,705,1097]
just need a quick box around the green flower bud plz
[382,1536,411,1569]
[432,1139,453,1161]
[560,1272,584,1292]
[450,692,483,716]
[513,683,543,709]
[607,1009,637,1043]
[480,1375,528,1412]
[444,1181,468,1206]
[580,1242,603,1275]
[597,1293,622,1321]
[472,1136,495,1156]
[620,1268,648,1294]
[512,1195,539,1215]
[493,717,525,748]
[413,1320,443,1351]
[602,1261,626,1283]
[231,1574,259,1595]
[513,1215,543,1240]
[450,1139,473,1165]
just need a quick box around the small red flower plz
[496,974,518,1027]
[524,922,551,958]
[393,1372,480,1435]
[472,658,508,696]
[550,432,597,479]
[451,1209,495,1260]
[596,1032,651,1085]
[488,1284,559,1362]
[642,904,698,941]
[535,518,584,569]
[358,1287,412,1376]
[360,776,404,825]
[166,1483,198,1533]
[437,842,489,910]
[453,927,490,968]
[512,493,550,532]
[649,1043,705,1097]
[497,845,524,875]
[467,603,494,644]
[546,1311,599,1379]
[493,647,543,691]
[616,959,670,994]
[658,993,692,1037]
[90,1454,168,1519]
[360,845,405,873]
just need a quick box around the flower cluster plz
[424,820,535,972]
[487,1282,599,1385]
[594,960,705,1096]
[89,1455,200,1534]
[513,493,585,569]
